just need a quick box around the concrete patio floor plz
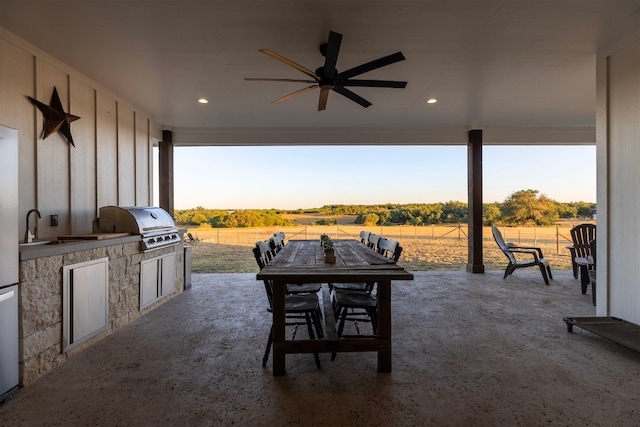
[0,269,638,426]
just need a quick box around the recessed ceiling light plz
[427,98,438,104]
[198,98,209,104]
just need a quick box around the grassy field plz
[185,215,588,273]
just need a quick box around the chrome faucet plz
[25,209,41,243]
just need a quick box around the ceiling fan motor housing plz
[316,67,338,87]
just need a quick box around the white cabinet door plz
[63,258,108,351]
[140,258,160,309]
[160,254,176,297]
[140,253,176,308]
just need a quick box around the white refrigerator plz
[0,124,19,402]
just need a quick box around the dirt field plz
[186,223,576,273]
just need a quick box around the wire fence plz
[188,222,592,255]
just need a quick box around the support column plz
[159,130,174,217]
[467,129,485,273]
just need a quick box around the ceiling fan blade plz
[322,31,342,79]
[318,87,330,111]
[245,78,318,83]
[338,52,406,80]
[340,79,407,88]
[259,49,320,80]
[272,85,318,104]
[331,86,372,108]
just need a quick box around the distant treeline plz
[175,208,292,228]
[175,190,595,228]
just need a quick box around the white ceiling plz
[1,0,639,145]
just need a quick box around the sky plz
[158,145,596,210]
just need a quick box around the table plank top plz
[257,240,414,282]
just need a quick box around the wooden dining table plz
[256,239,414,376]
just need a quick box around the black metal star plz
[27,87,80,147]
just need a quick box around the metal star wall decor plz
[27,87,80,147]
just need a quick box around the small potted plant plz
[322,235,336,264]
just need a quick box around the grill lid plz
[97,206,179,251]
[98,206,176,234]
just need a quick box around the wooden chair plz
[491,225,553,285]
[252,246,323,369]
[331,237,399,294]
[377,237,402,261]
[254,240,320,295]
[570,224,596,294]
[255,239,275,264]
[332,237,404,292]
[271,232,286,252]
[575,237,596,305]
[331,236,404,356]
[367,233,381,251]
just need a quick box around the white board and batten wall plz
[597,32,640,324]
[0,28,158,242]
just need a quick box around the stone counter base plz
[19,241,184,386]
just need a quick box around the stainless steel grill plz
[96,206,179,251]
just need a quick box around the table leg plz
[376,279,392,372]
[272,279,286,376]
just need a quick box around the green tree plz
[501,189,558,225]
[483,203,502,225]
[315,218,337,225]
[362,213,379,226]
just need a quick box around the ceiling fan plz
[245,31,407,111]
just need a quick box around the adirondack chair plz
[570,224,596,294]
[491,225,553,285]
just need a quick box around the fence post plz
[458,223,461,241]
[217,228,220,244]
[556,225,559,254]
[534,226,537,246]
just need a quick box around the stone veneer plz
[18,240,184,386]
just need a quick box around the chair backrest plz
[253,245,276,308]
[359,230,371,244]
[271,232,284,253]
[378,237,399,259]
[255,240,274,265]
[570,224,596,258]
[272,232,285,250]
[491,225,516,264]
[269,236,280,254]
[367,233,381,250]
[393,245,403,262]
[252,246,266,270]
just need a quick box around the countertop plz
[19,235,143,261]
[19,229,187,261]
